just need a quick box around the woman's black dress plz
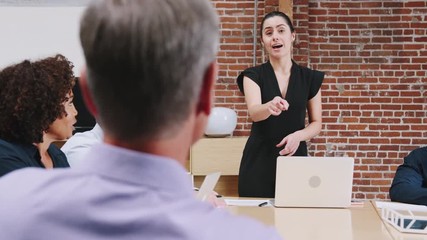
[236,60,324,198]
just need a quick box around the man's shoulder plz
[0,168,74,196]
[408,146,427,159]
[0,169,54,212]
[0,168,84,219]
[2,165,62,179]
[411,146,427,155]
[0,171,282,240]
[404,146,427,165]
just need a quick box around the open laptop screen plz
[274,156,354,208]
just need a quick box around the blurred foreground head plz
[79,0,219,142]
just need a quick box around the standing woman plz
[0,54,77,177]
[237,11,324,197]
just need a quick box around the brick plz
[362,2,383,8]
[360,16,381,22]
[389,22,411,28]
[404,1,426,7]
[319,2,340,8]
[329,9,350,15]
[380,132,400,137]
[379,145,400,151]
[411,22,427,29]
[380,16,401,22]
[371,9,392,15]
[384,2,404,8]
[369,166,390,172]
[392,8,412,14]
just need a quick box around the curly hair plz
[0,54,75,144]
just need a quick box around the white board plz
[0,7,86,75]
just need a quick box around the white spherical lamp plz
[205,107,237,137]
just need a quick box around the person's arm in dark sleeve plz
[390,147,427,205]
[0,155,29,178]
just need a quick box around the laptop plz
[273,156,354,208]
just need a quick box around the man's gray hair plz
[80,0,219,141]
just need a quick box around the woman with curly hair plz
[0,54,77,177]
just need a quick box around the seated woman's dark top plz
[390,147,427,205]
[0,139,69,177]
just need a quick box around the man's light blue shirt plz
[0,143,281,240]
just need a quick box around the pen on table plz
[194,188,222,198]
[258,201,269,207]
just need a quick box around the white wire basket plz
[381,207,427,234]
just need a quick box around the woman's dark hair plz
[260,11,295,37]
[0,54,75,144]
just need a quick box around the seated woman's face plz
[46,91,78,141]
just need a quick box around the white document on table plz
[196,172,221,202]
[224,199,273,207]
[375,201,427,212]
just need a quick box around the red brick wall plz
[212,0,280,134]
[212,0,427,200]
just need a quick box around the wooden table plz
[227,201,393,240]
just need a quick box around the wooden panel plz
[52,140,66,148]
[279,0,293,20]
[190,137,247,176]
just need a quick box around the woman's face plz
[46,91,78,141]
[261,16,295,59]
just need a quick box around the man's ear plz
[197,62,217,115]
[78,67,98,118]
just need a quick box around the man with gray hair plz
[0,0,282,239]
